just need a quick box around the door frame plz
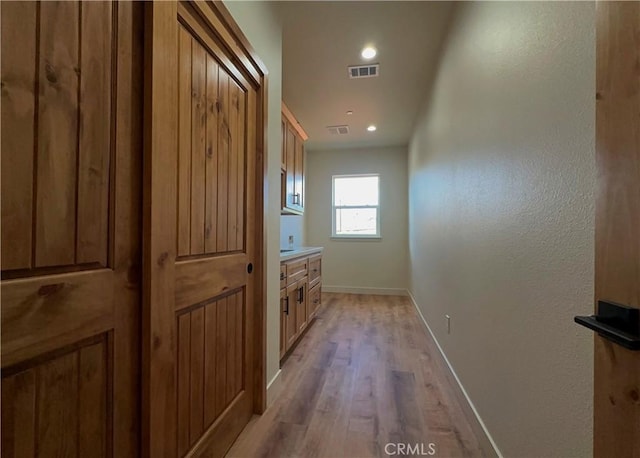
[142,1,267,456]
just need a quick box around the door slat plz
[0,1,36,271]
[216,71,229,253]
[190,42,207,255]
[177,27,193,257]
[76,1,112,266]
[35,1,80,267]
[205,56,219,253]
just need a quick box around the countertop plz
[279,246,323,262]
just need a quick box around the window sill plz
[330,236,382,241]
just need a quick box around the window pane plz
[335,208,378,235]
[333,176,379,206]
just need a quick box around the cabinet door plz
[285,283,299,351]
[279,288,287,359]
[279,263,287,290]
[293,135,304,212]
[284,123,297,211]
[296,278,308,334]
[281,119,286,170]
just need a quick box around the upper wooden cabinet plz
[281,102,307,215]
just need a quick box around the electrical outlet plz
[445,314,451,334]
[288,235,294,249]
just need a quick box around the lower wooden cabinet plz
[280,251,322,359]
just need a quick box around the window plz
[332,174,380,238]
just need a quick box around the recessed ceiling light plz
[361,46,377,60]
[346,110,353,115]
[367,125,377,132]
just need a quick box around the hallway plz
[228,294,486,457]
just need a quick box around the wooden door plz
[1,2,142,456]
[594,2,640,456]
[144,2,266,457]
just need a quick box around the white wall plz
[224,1,282,398]
[408,2,595,457]
[306,146,408,293]
[280,215,304,249]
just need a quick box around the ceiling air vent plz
[326,125,350,135]
[348,64,379,79]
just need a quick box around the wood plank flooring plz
[227,293,485,458]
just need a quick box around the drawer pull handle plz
[284,296,289,315]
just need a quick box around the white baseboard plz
[322,285,409,296]
[266,369,283,408]
[407,291,502,458]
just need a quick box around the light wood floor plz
[227,293,485,458]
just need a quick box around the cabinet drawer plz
[308,282,321,319]
[308,255,321,285]
[280,264,287,289]
[285,258,307,286]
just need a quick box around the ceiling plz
[277,1,454,151]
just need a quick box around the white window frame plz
[331,173,381,239]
